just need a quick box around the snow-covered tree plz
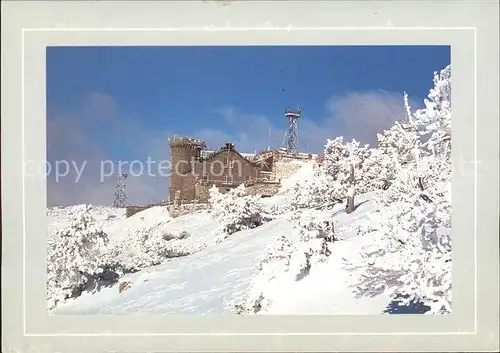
[47,204,109,309]
[293,137,385,210]
[321,137,384,199]
[209,184,268,239]
[321,136,351,199]
[347,65,452,314]
[113,172,128,208]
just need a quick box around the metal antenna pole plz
[268,127,271,151]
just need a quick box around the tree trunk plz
[346,164,355,214]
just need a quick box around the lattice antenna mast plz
[284,105,301,155]
[113,172,128,208]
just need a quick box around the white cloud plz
[324,90,417,146]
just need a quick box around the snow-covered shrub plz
[47,204,110,309]
[209,184,268,239]
[109,221,191,272]
[290,172,338,209]
[259,235,294,270]
[231,292,273,315]
[347,65,452,314]
[263,202,291,217]
[293,213,336,265]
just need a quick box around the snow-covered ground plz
[276,161,314,195]
[48,163,394,315]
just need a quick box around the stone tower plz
[168,137,204,202]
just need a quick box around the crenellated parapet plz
[169,136,205,149]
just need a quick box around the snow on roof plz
[200,149,256,161]
[239,152,256,159]
[200,150,216,158]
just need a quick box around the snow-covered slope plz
[260,224,392,315]
[53,215,299,314]
[276,162,315,195]
[48,161,393,315]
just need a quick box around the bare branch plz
[420,194,432,203]
[418,177,425,191]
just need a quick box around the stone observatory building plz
[168,137,278,203]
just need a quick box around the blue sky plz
[46,45,450,206]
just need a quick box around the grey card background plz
[1,1,499,352]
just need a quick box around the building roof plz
[201,150,255,160]
[200,148,257,165]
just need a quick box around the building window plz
[223,157,228,167]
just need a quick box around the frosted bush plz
[209,184,268,240]
[293,213,336,266]
[47,204,109,309]
[264,203,291,217]
[109,221,191,272]
[290,172,339,209]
